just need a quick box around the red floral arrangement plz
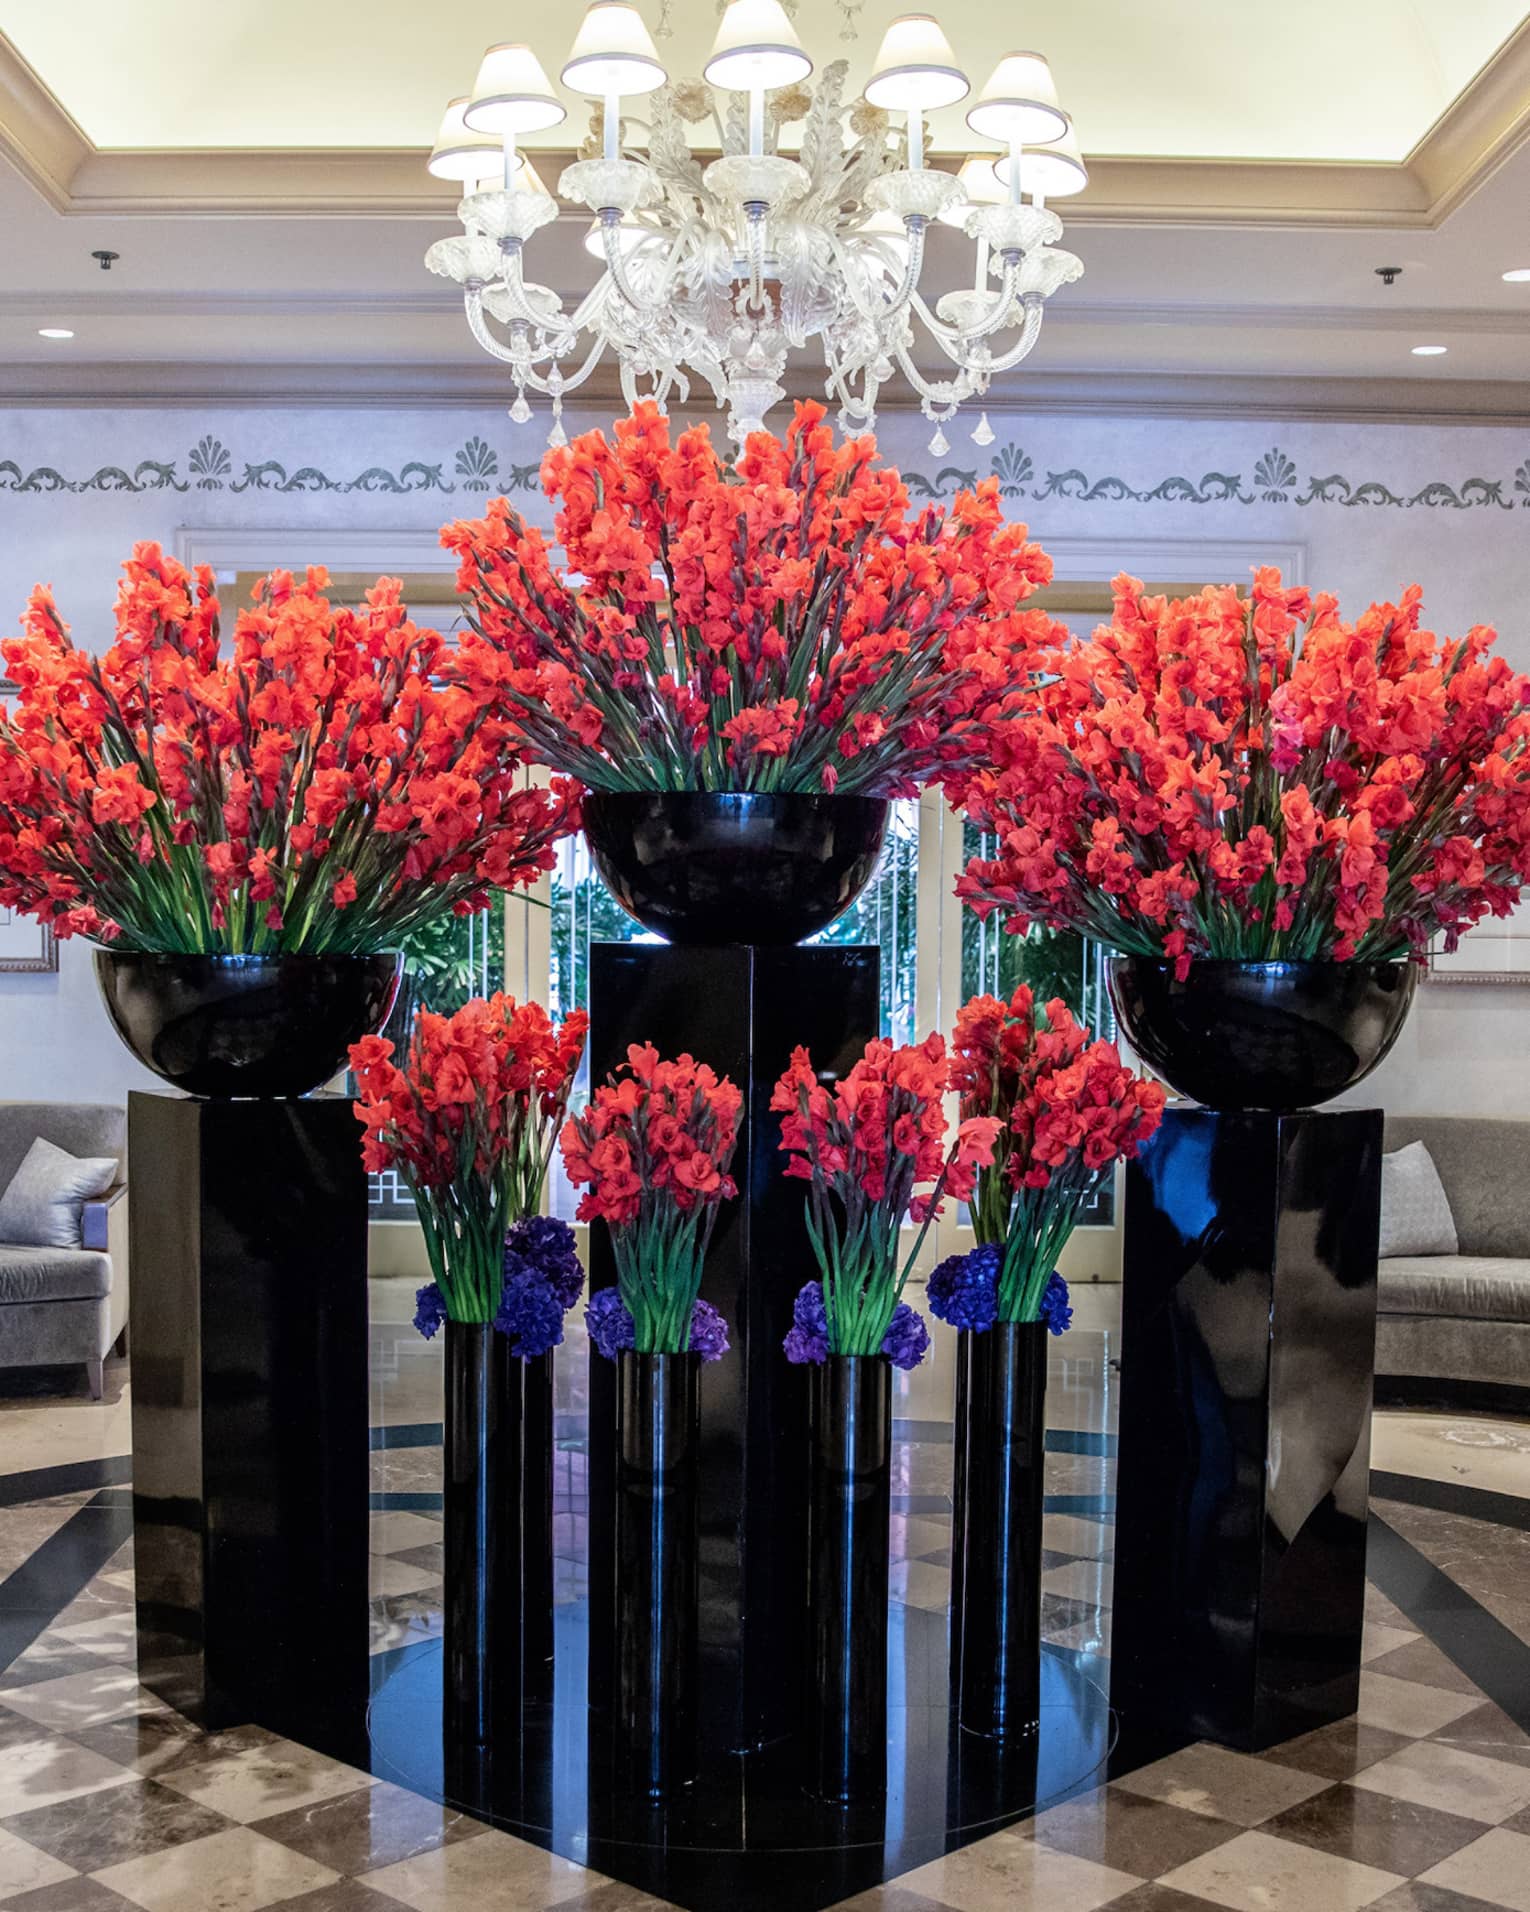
[561,1043,743,1357]
[956,571,1530,971]
[443,401,1061,796]
[772,1035,1001,1367]
[350,996,588,1337]
[0,544,578,951]
[931,988,1164,1330]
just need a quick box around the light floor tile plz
[1041,1559,1111,1605]
[889,1560,952,1613]
[1361,1625,1422,1664]
[1351,1741,1530,1825]
[1418,1826,1530,1911]
[1113,1744,1329,1827]
[366,1559,441,1600]
[0,1737,136,1818]
[0,1825,76,1902]
[1042,1516,1113,1561]
[1354,1674,1482,1740]
[0,1671,164,1734]
[157,1739,376,1826]
[360,1827,598,1910]
[1160,1828,1403,1911]
[367,1513,442,1557]
[52,1613,140,1661]
[889,1829,1140,1911]
[89,1826,339,1912]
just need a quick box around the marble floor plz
[2,1287,1530,1911]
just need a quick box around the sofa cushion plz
[1379,1142,1458,1258]
[1382,1117,1530,1260]
[0,1104,125,1198]
[0,1139,119,1250]
[1379,1254,1530,1323]
[0,1245,112,1304]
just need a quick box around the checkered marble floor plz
[0,1460,1529,1910]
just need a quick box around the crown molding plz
[2,359,1527,425]
[3,24,1529,228]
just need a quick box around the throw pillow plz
[0,1137,119,1250]
[1379,1140,1459,1258]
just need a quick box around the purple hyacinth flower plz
[1039,1271,1073,1337]
[881,1301,930,1371]
[506,1215,584,1313]
[783,1280,830,1365]
[928,1243,1001,1332]
[494,1264,566,1359]
[412,1281,447,1341]
[585,1286,635,1361]
[688,1298,730,1363]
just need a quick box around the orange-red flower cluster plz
[956,571,1530,972]
[0,544,579,952]
[350,996,586,1325]
[953,987,1165,1197]
[443,401,1062,797]
[773,1034,1001,1223]
[560,1042,743,1229]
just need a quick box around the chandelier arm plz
[891,340,975,409]
[821,225,926,327]
[973,297,1046,374]
[494,251,579,349]
[463,288,533,368]
[524,334,611,395]
[599,222,690,322]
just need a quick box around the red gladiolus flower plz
[955,572,1530,972]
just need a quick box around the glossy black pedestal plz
[1111,1106,1383,1751]
[587,943,880,1757]
[127,1092,369,1747]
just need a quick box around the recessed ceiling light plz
[1503,268,1530,283]
[1411,344,1448,356]
[37,327,74,340]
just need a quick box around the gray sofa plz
[0,1102,128,1399]
[1379,1115,1530,1394]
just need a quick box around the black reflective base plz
[1111,1106,1382,1751]
[368,1603,1112,1912]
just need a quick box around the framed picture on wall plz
[1426,901,1530,985]
[0,910,57,974]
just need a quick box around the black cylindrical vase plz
[615,1349,700,1798]
[809,1355,892,1805]
[443,1322,552,1747]
[952,1322,1048,1739]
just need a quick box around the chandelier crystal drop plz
[425,4,1086,443]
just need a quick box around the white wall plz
[1,401,1527,1113]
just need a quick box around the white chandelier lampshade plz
[995,118,1089,198]
[462,44,567,135]
[864,14,969,111]
[704,0,813,92]
[427,98,502,182]
[966,51,1068,146]
[561,2,667,97]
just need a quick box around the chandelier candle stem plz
[604,91,620,162]
[748,85,765,157]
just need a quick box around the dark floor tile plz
[555,1885,685,1911]
[1028,1787,1239,1875]
[1259,1782,1482,1876]
[2,1649,115,1689]
[0,1703,60,1750]
[2,1883,142,1911]
[0,1776,231,1870]
[1103,1887,1234,1912]
[1041,1594,1102,1635]
[387,1543,443,1577]
[1258,1717,1417,1781]
[256,1779,479,1874]
[827,1890,965,1912]
[266,1886,415,1912]
[1368,1884,1518,1912]
[1366,1637,1485,1698]
[67,1712,277,1777]
[1434,1700,1530,1771]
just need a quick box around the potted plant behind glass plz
[0,545,578,1096]
[350,994,587,1745]
[932,987,1163,1737]
[773,1034,1000,1803]
[954,570,1530,1112]
[563,1041,742,1797]
[444,400,1062,946]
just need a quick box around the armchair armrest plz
[83,1181,127,1254]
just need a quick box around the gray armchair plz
[0,1102,128,1399]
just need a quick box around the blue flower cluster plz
[928,1247,1073,1338]
[584,1287,731,1363]
[409,1217,586,1359]
[781,1280,930,1372]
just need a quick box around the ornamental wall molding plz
[2,20,1529,228]
[1,431,1527,512]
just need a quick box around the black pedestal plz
[588,942,880,1756]
[1111,1106,1382,1751]
[127,1092,369,1745]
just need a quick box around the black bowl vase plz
[94,950,403,1098]
[581,791,890,946]
[1107,956,1418,1113]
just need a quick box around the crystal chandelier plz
[425,2,1086,446]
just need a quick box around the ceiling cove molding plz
[4,361,1530,427]
[2,23,1529,229]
